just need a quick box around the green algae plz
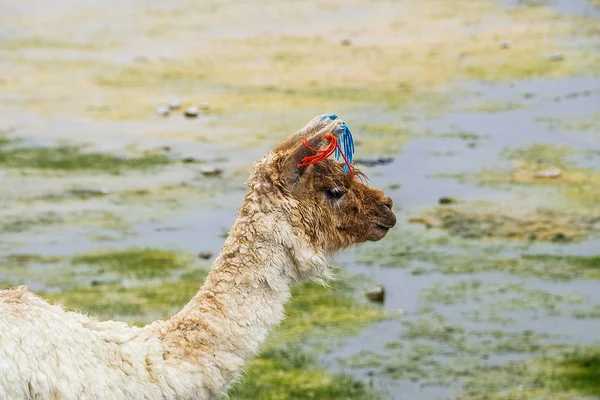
[355,123,415,156]
[0,212,64,233]
[43,281,194,319]
[265,279,389,346]
[71,248,191,279]
[0,209,132,235]
[409,206,595,242]
[95,63,209,88]
[224,346,380,400]
[410,251,600,281]
[572,305,600,319]
[441,143,600,211]
[0,132,15,147]
[419,280,585,315]
[463,101,525,113]
[436,131,485,141]
[0,36,116,51]
[342,310,559,385]
[537,111,600,133]
[0,142,172,174]
[459,346,600,399]
[503,143,576,167]
[114,184,215,209]
[360,228,600,281]
[2,254,62,266]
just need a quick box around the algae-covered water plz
[1,0,599,399]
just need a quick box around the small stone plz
[438,196,458,205]
[340,38,352,46]
[167,100,181,110]
[548,53,564,62]
[366,285,385,303]
[198,251,213,260]
[200,165,223,176]
[499,40,512,49]
[408,216,440,229]
[182,157,198,164]
[184,106,199,118]
[156,106,170,117]
[535,169,561,179]
[198,103,210,111]
[552,232,569,242]
[161,146,172,152]
[90,280,101,286]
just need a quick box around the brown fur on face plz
[271,117,397,254]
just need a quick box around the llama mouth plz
[376,224,392,230]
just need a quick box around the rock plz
[552,232,568,242]
[499,40,512,49]
[354,157,394,167]
[198,251,213,260]
[184,106,199,118]
[438,196,458,205]
[548,53,564,62]
[535,169,561,179]
[366,285,385,303]
[156,106,170,117]
[182,157,198,164]
[167,100,181,110]
[90,280,101,286]
[340,38,352,46]
[161,146,172,152]
[200,165,223,176]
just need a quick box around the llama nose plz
[381,196,393,210]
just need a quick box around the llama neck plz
[155,192,325,397]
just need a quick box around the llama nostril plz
[381,196,393,210]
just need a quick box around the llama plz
[0,114,396,400]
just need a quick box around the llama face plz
[273,117,397,254]
[288,159,396,253]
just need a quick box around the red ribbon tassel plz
[298,134,354,179]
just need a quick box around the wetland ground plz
[1,0,599,399]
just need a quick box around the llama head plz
[263,114,397,254]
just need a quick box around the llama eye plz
[326,187,346,201]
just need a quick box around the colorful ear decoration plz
[297,114,355,178]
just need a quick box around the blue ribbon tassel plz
[320,114,354,173]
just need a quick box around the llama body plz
[0,115,396,400]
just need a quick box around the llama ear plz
[278,114,351,187]
[274,114,337,153]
